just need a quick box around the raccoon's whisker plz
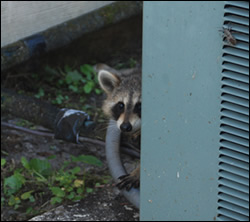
[133,130,141,138]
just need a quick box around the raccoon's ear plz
[98,70,120,94]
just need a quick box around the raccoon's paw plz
[116,174,140,191]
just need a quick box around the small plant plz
[34,88,45,99]
[1,154,109,216]
[33,64,103,109]
[80,64,102,95]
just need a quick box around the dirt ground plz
[1,120,139,221]
[30,187,139,221]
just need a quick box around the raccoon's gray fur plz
[97,64,141,190]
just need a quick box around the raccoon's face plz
[98,66,141,133]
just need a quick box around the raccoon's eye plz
[134,102,141,117]
[117,102,125,111]
[112,102,125,120]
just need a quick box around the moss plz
[100,4,120,24]
[99,1,142,25]
[1,41,30,71]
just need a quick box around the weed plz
[35,63,102,104]
[1,154,110,217]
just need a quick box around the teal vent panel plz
[141,2,224,221]
[218,1,249,221]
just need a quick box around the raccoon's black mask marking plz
[112,102,125,120]
[134,102,141,118]
[112,100,141,121]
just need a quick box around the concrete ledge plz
[1,1,142,71]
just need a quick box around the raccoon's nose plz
[120,122,132,132]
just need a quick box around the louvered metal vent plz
[218,1,249,221]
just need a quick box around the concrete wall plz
[1,1,113,47]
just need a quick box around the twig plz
[1,121,53,137]
[1,121,140,158]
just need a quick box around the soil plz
[1,120,139,221]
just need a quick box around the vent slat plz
[221,94,249,108]
[225,1,249,9]
[222,86,249,100]
[219,158,249,173]
[219,178,249,194]
[217,214,237,221]
[218,201,249,217]
[222,47,249,59]
[221,125,249,140]
[220,140,249,155]
[220,148,249,163]
[223,23,249,35]
[220,133,249,147]
[219,186,249,202]
[222,78,249,91]
[218,207,248,221]
[221,119,249,133]
[224,15,249,27]
[221,109,249,123]
[219,162,249,178]
[224,7,249,18]
[218,193,249,209]
[232,33,249,44]
[219,156,249,172]
[219,170,249,186]
[221,101,249,116]
[223,55,249,67]
[223,70,249,84]
[222,63,249,75]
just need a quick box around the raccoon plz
[97,64,141,191]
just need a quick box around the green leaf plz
[4,172,26,195]
[77,187,84,194]
[51,196,63,205]
[67,192,75,200]
[50,187,65,198]
[21,157,30,170]
[68,85,79,93]
[1,158,6,167]
[83,81,95,94]
[47,155,56,160]
[80,64,94,77]
[8,195,21,208]
[73,195,83,201]
[95,88,102,95]
[95,182,101,188]
[26,207,33,214]
[34,88,45,99]
[71,155,102,167]
[70,167,81,175]
[86,187,94,193]
[65,70,83,84]
[29,195,35,203]
[21,190,34,200]
[29,158,51,177]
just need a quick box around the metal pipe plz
[105,120,140,208]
